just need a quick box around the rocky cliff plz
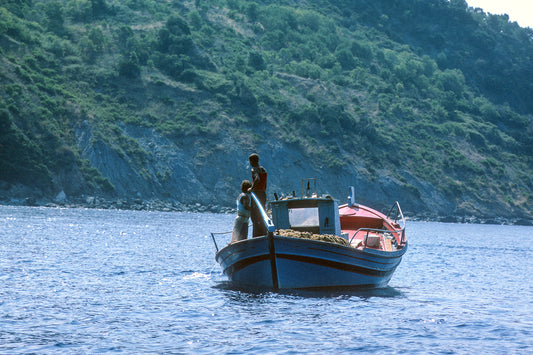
[62,121,525,223]
[1,117,529,225]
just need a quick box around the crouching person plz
[231,180,252,243]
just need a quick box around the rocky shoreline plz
[2,196,531,226]
[407,214,532,226]
[2,196,235,214]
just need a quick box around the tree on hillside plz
[44,1,65,35]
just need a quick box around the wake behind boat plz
[212,179,407,290]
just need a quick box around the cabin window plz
[289,207,319,227]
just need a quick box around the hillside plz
[0,0,532,223]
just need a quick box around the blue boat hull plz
[215,235,407,290]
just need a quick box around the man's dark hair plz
[248,153,259,164]
[241,180,252,192]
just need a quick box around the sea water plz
[0,205,531,354]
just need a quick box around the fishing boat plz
[212,179,407,290]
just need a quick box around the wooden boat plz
[212,179,407,290]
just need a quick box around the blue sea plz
[1,205,531,354]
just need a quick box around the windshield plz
[289,207,319,227]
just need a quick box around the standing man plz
[231,180,252,243]
[248,153,268,237]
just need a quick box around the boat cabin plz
[271,196,342,236]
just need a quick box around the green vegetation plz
[0,0,531,216]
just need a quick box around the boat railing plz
[349,225,406,250]
[386,201,406,244]
[210,230,232,253]
[349,228,385,248]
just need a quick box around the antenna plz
[301,178,317,197]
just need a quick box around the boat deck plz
[339,204,402,252]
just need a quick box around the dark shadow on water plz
[213,281,404,299]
